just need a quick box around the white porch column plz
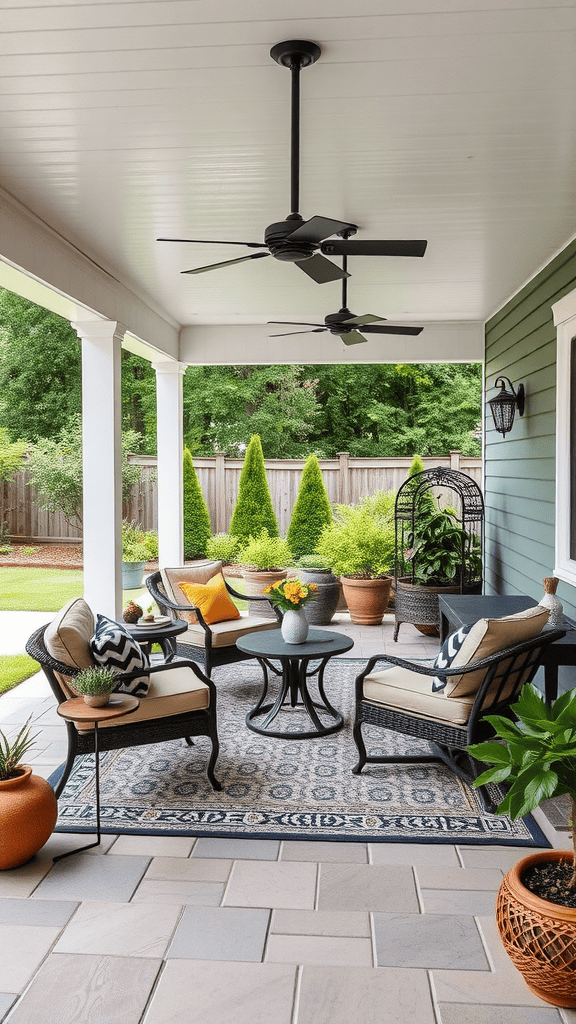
[153,361,186,566]
[73,319,126,618]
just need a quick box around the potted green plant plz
[467,684,576,1008]
[0,718,58,870]
[73,666,118,707]
[122,520,156,590]
[315,505,394,625]
[236,528,293,618]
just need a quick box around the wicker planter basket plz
[393,579,459,640]
[496,850,576,1008]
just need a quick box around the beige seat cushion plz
[76,665,210,733]
[181,612,278,648]
[445,605,549,698]
[363,666,475,726]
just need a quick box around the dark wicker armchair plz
[352,626,565,812]
[146,561,281,678]
[26,623,222,798]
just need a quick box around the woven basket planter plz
[394,579,460,638]
[496,850,576,1008]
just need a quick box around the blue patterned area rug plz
[51,659,547,846]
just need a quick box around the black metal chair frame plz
[146,570,281,677]
[26,623,222,798]
[352,627,566,812]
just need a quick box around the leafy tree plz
[0,428,26,482]
[26,415,142,529]
[229,434,278,543]
[287,455,332,558]
[183,446,211,558]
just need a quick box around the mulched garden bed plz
[0,543,159,572]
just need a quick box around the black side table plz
[126,618,188,663]
[236,628,353,739]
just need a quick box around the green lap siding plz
[485,237,576,634]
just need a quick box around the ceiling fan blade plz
[343,313,385,326]
[361,324,424,335]
[158,237,265,249]
[321,239,428,258]
[287,216,357,245]
[268,320,324,327]
[341,332,368,346]
[181,252,270,275]
[296,254,349,284]
[270,329,326,337]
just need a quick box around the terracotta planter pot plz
[241,569,287,619]
[341,576,392,625]
[0,765,58,870]
[496,849,576,1008]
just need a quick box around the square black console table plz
[438,594,576,702]
[236,628,353,738]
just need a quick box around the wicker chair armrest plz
[115,656,217,701]
[223,579,273,608]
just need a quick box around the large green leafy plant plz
[315,505,393,579]
[468,684,576,886]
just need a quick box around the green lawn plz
[0,568,84,611]
[0,654,40,694]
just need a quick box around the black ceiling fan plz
[268,249,424,346]
[158,40,427,284]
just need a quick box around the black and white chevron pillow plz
[90,614,150,697]
[432,623,474,693]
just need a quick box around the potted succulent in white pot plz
[73,666,118,707]
[0,718,58,870]
[236,529,293,619]
[468,683,576,1008]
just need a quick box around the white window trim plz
[552,287,576,586]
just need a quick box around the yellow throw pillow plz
[178,573,241,625]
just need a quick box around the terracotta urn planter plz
[241,568,287,619]
[496,849,576,1008]
[0,766,58,870]
[340,576,392,625]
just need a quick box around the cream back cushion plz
[445,605,549,699]
[44,597,96,697]
[160,562,224,610]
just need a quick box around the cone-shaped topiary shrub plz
[183,446,211,559]
[287,454,332,559]
[229,434,278,544]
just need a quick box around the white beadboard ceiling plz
[0,0,575,330]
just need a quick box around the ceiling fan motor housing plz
[264,218,317,262]
[324,308,355,334]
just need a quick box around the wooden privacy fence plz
[2,452,482,543]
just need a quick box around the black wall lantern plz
[488,376,525,437]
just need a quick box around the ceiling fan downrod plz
[270,40,321,220]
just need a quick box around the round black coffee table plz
[126,618,188,662]
[236,628,354,738]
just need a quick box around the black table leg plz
[246,656,344,739]
[52,723,102,862]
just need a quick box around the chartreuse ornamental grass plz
[0,655,40,695]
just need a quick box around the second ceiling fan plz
[269,249,424,346]
[158,40,427,284]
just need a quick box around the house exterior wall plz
[485,238,576,629]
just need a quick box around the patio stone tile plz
[42,832,118,858]
[223,860,317,910]
[420,889,497,915]
[0,994,16,1021]
[5,953,161,1024]
[53,900,181,958]
[31,853,150,902]
[0,856,53,898]
[430,967,549,1007]
[437,1005,563,1024]
[0,924,61,992]
[281,841,367,862]
[373,912,488,969]
[317,863,418,913]
[167,905,270,961]
[192,837,280,860]
[144,856,232,881]
[266,934,373,967]
[131,880,224,905]
[296,964,435,1024]
[475,915,525,974]
[416,866,504,890]
[369,843,459,867]
[457,847,548,872]
[142,960,296,1024]
[271,909,370,937]
[0,899,77,927]
[109,835,195,857]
